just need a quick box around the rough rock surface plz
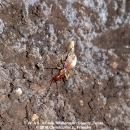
[0,0,130,130]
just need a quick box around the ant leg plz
[67,49,73,57]
[51,66,61,70]
[75,64,84,69]
[50,78,54,86]
[61,54,69,65]
[65,73,69,80]
[44,66,61,70]
[61,55,65,64]
[67,51,71,57]
[51,64,61,70]
[68,70,77,75]
[56,67,61,69]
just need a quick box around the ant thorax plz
[59,69,66,76]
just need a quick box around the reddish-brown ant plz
[45,41,77,85]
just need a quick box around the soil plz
[0,0,130,130]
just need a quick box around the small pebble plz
[125,66,130,73]
[33,84,44,91]
[79,100,84,107]
[15,88,22,96]
[109,61,118,69]
[31,114,39,121]
[97,80,102,85]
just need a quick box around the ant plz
[45,41,77,85]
